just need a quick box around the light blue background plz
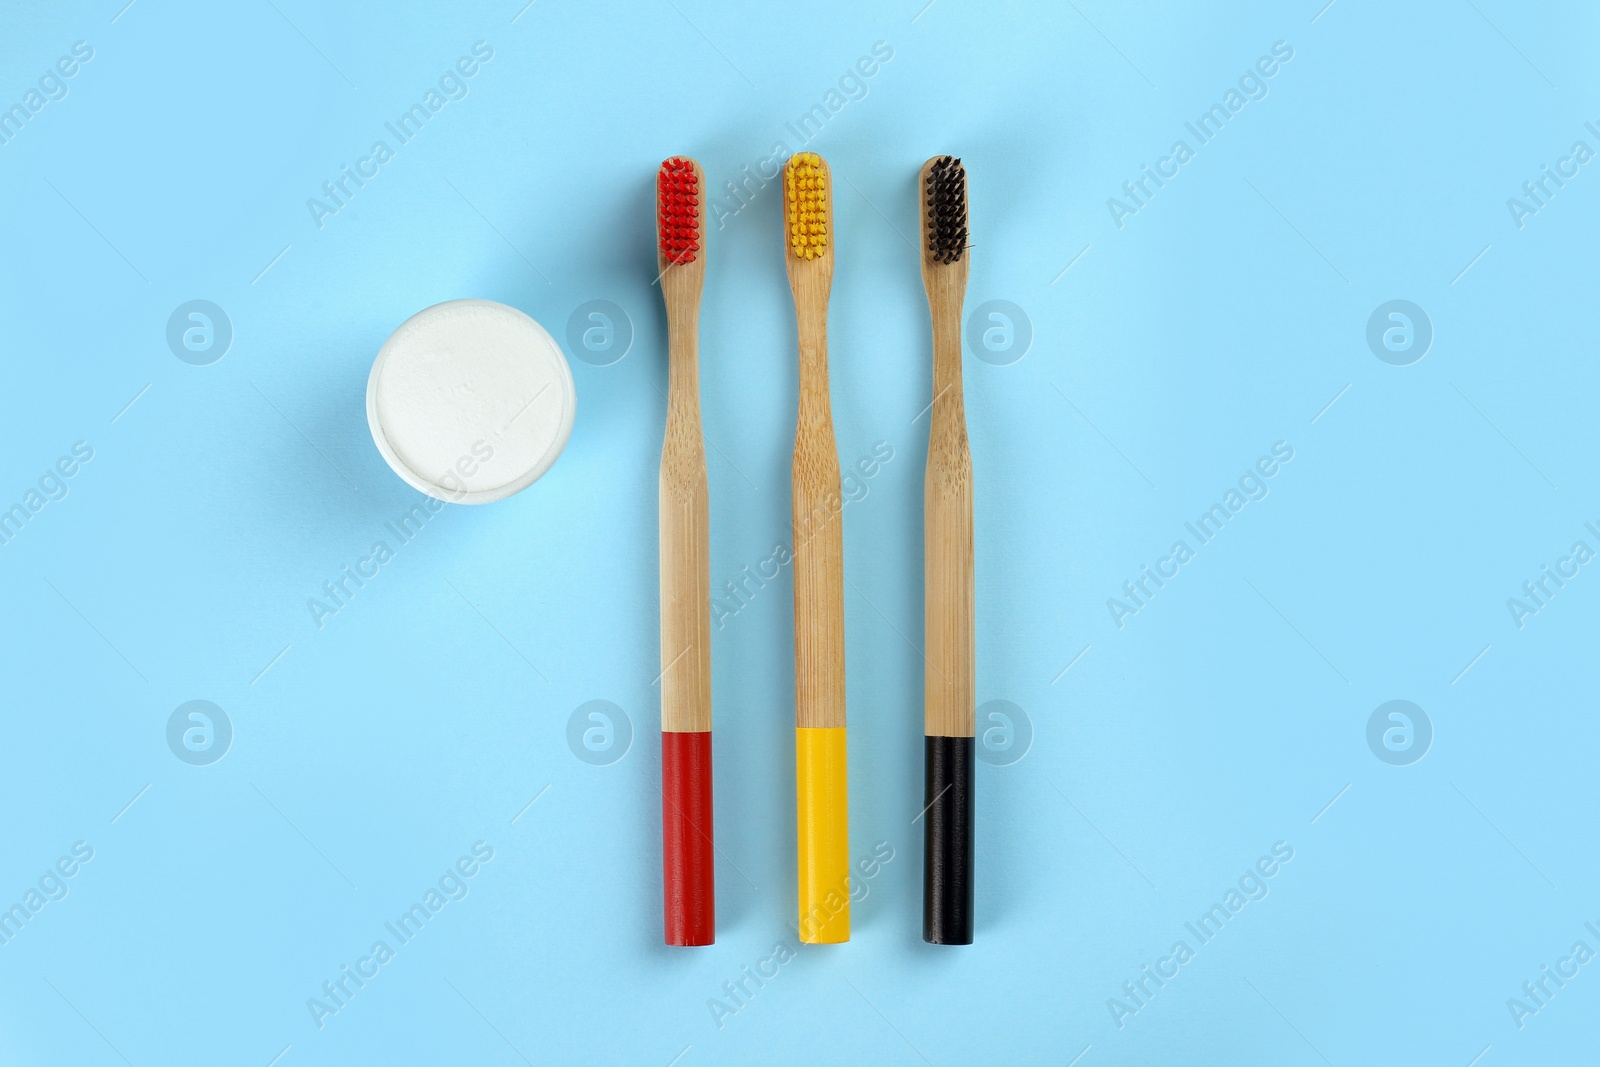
[1,0,1596,1063]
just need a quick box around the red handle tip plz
[662,730,714,946]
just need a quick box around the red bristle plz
[657,157,701,265]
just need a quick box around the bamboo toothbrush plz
[657,155,714,947]
[919,155,975,946]
[783,152,850,944]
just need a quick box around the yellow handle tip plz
[796,726,850,943]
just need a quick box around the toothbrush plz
[657,155,715,947]
[783,152,850,944]
[919,155,975,946]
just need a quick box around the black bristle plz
[924,156,967,265]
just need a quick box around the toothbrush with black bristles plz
[918,155,975,946]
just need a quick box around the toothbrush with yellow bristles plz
[783,152,850,944]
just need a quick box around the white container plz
[366,299,576,504]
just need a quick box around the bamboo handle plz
[659,319,714,945]
[923,298,974,946]
[659,314,711,735]
[923,296,974,739]
[792,306,845,732]
[791,308,850,943]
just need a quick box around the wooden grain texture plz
[659,159,712,734]
[785,154,846,731]
[920,156,975,739]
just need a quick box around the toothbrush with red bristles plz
[656,155,714,946]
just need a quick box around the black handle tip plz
[922,735,974,945]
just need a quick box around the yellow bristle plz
[784,154,830,260]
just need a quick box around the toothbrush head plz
[657,156,702,268]
[784,152,830,261]
[923,155,967,265]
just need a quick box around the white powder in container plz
[366,299,576,504]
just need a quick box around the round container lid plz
[366,299,576,504]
